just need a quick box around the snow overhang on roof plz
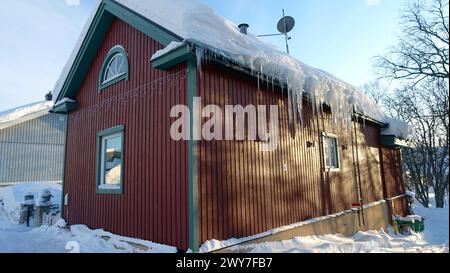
[0,101,53,130]
[381,135,410,148]
[51,98,79,114]
[52,0,413,140]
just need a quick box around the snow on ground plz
[232,227,448,253]
[1,182,447,253]
[204,196,448,253]
[0,214,176,253]
[0,182,61,223]
[0,183,176,253]
[411,193,449,248]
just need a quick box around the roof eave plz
[151,42,389,129]
[0,109,51,131]
[151,44,196,70]
[51,100,79,114]
[381,135,411,148]
[353,112,387,127]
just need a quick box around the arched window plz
[99,45,129,91]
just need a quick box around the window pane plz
[105,67,115,82]
[103,53,126,83]
[331,139,338,167]
[323,136,339,169]
[103,135,122,186]
[324,139,330,167]
[329,138,335,167]
[117,56,126,74]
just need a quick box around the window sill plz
[324,168,340,173]
[96,187,123,195]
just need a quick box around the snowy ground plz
[0,183,176,253]
[209,195,448,253]
[1,183,448,253]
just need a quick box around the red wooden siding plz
[63,18,189,249]
[196,63,386,243]
[381,147,409,216]
[381,147,406,198]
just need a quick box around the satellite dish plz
[277,16,295,34]
[257,9,295,54]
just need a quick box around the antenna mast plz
[257,9,295,55]
[282,9,290,54]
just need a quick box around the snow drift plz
[0,182,61,222]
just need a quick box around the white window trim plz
[322,132,340,172]
[99,132,123,189]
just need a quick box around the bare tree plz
[361,80,387,104]
[374,0,449,208]
[382,79,449,208]
[375,0,449,85]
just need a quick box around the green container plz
[396,216,425,232]
[396,219,414,230]
[413,218,425,232]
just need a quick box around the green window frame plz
[98,45,129,92]
[96,125,125,195]
[322,132,340,172]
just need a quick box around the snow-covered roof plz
[53,0,413,140]
[0,101,53,130]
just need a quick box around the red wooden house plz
[52,0,411,251]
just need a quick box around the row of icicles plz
[194,44,364,136]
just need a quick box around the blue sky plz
[0,0,404,112]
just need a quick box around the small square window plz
[322,133,340,171]
[97,126,124,194]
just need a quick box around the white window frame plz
[322,132,340,172]
[97,126,125,194]
[102,53,127,84]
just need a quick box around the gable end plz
[55,0,182,104]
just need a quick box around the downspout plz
[187,59,199,252]
[59,113,69,220]
[351,108,365,226]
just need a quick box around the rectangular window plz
[97,126,124,194]
[322,133,340,171]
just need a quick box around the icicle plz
[296,89,304,126]
[287,86,293,125]
[286,79,298,127]
[196,47,204,76]
[257,73,260,92]
[271,78,275,93]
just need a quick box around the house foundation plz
[215,196,408,253]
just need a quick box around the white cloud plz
[366,0,381,6]
[65,0,80,6]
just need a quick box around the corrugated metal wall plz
[0,113,66,183]
[197,63,386,243]
[63,19,189,249]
